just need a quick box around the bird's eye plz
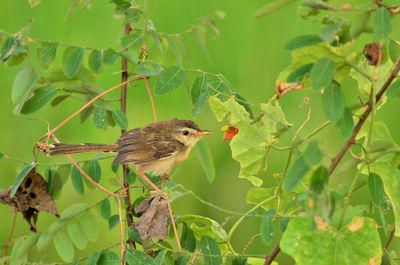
[183,130,189,136]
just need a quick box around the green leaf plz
[81,106,95,123]
[287,63,313,83]
[125,249,154,265]
[64,47,85,79]
[148,20,163,53]
[6,52,27,67]
[86,251,101,265]
[176,215,227,242]
[310,166,329,194]
[195,140,216,183]
[373,7,391,41]
[209,96,289,186]
[37,230,55,251]
[16,232,41,258]
[112,109,129,130]
[93,106,108,130]
[127,226,142,244]
[284,35,323,51]
[103,48,121,65]
[0,37,16,62]
[122,51,139,64]
[10,163,36,197]
[191,74,210,116]
[127,172,136,184]
[231,257,247,265]
[71,165,84,195]
[153,250,167,265]
[155,66,186,95]
[368,173,385,206]
[136,61,163,76]
[322,82,344,122]
[199,236,222,265]
[166,35,182,65]
[21,85,57,114]
[180,224,196,252]
[60,203,89,220]
[302,141,322,167]
[0,153,4,162]
[174,256,189,265]
[108,215,120,230]
[388,40,400,63]
[277,43,350,87]
[281,217,382,265]
[12,66,39,115]
[234,93,254,119]
[121,33,142,50]
[53,230,75,263]
[320,20,344,42]
[388,79,400,98]
[100,198,111,220]
[68,219,87,250]
[260,210,276,245]
[254,0,297,19]
[124,8,143,24]
[89,50,103,73]
[350,11,370,39]
[98,251,120,265]
[87,159,102,184]
[79,212,99,241]
[39,42,58,68]
[336,108,353,138]
[283,157,310,192]
[310,58,335,90]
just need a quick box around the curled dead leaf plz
[134,195,169,242]
[314,216,329,231]
[222,126,239,141]
[0,167,58,231]
[276,82,303,99]
[348,217,364,232]
[363,43,383,66]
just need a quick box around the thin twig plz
[143,76,157,122]
[39,77,143,143]
[383,228,396,253]
[243,233,261,254]
[264,243,281,265]
[329,57,400,175]
[292,97,311,142]
[3,210,17,256]
[121,22,135,251]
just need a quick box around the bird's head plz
[169,119,211,147]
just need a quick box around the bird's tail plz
[48,143,119,156]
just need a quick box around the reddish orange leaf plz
[223,126,239,141]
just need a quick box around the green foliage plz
[2,1,400,265]
[194,140,216,183]
[281,217,382,265]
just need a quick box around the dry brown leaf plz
[363,44,383,66]
[0,167,58,232]
[348,217,364,232]
[134,195,168,242]
[307,198,314,208]
[314,216,329,231]
[276,82,303,99]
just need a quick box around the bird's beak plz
[196,130,212,136]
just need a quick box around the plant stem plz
[338,165,364,229]
[121,23,135,250]
[226,195,276,255]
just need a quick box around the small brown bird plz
[49,119,211,176]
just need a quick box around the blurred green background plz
[1,0,400,264]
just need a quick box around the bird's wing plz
[113,126,182,165]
